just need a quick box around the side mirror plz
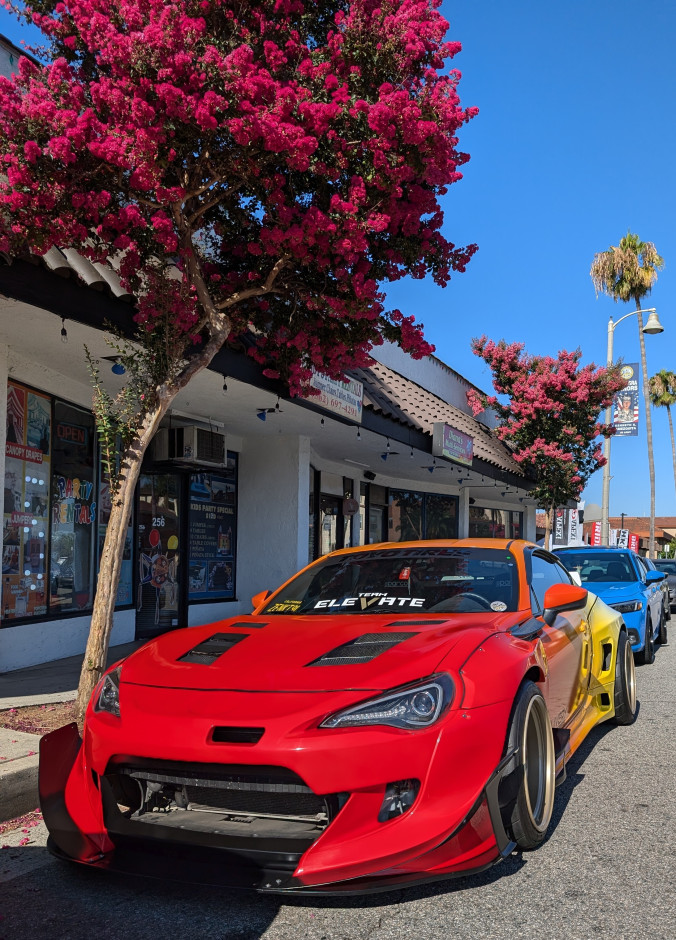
[542,583,588,627]
[645,571,665,585]
[251,589,272,612]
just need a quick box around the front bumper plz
[39,699,517,894]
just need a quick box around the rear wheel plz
[504,682,556,850]
[613,631,637,725]
[636,615,655,666]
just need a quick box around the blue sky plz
[2,2,675,518]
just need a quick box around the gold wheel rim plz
[625,637,637,713]
[522,696,555,833]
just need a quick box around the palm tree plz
[591,232,664,556]
[649,369,676,507]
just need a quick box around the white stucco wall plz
[234,434,311,615]
[0,608,135,673]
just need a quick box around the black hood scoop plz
[178,633,248,665]
[307,632,417,667]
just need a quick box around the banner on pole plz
[613,363,639,437]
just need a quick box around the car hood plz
[120,613,516,693]
[588,582,642,604]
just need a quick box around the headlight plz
[610,600,643,614]
[94,666,121,717]
[320,675,454,730]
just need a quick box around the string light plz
[222,375,228,393]
[60,318,68,344]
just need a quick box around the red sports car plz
[40,539,637,894]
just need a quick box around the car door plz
[634,554,662,632]
[528,550,591,727]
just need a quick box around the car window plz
[654,560,676,575]
[529,553,572,613]
[635,556,648,581]
[262,547,520,615]
[556,552,636,584]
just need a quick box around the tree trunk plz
[75,328,231,723]
[543,506,553,551]
[668,405,676,507]
[637,309,657,557]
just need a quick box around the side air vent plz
[178,633,247,665]
[308,632,417,667]
[211,727,265,744]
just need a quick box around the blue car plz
[554,547,667,664]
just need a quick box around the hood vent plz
[308,632,417,667]
[178,632,247,665]
[229,621,268,629]
[386,620,446,626]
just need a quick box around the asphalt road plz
[2,641,674,940]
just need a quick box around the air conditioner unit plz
[153,426,226,468]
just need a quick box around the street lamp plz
[601,307,664,547]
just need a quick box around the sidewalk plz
[0,641,142,821]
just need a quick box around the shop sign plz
[432,423,473,467]
[590,521,602,546]
[342,497,359,516]
[56,421,89,446]
[308,371,363,423]
[5,441,43,463]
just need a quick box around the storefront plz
[0,274,536,672]
[2,378,239,641]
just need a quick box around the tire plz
[504,681,556,850]
[613,631,638,725]
[658,610,668,645]
[636,615,655,666]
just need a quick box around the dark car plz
[652,559,676,612]
[644,556,673,621]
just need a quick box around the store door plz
[136,472,182,638]
[320,495,346,556]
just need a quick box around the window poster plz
[49,401,96,612]
[137,472,181,635]
[2,381,51,621]
[188,460,237,601]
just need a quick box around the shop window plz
[2,381,51,621]
[368,484,388,544]
[389,490,423,541]
[187,455,238,602]
[137,472,182,633]
[469,506,523,540]
[388,490,458,541]
[424,494,458,539]
[49,402,97,613]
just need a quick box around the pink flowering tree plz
[467,338,626,549]
[0,0,477,718]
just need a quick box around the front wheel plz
[613,631,638,725]
[658,610,668,645]
[504,682,556,850]
[636,615,655,666]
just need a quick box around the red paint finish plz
[39,539,626,893]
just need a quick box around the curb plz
[0,753,39,822]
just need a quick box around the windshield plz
[654,560,676,575]
[262,547,519,615]
[557,552,636,584]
